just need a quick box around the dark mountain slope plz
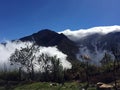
[77,31,120,52]
[20,29,79,61]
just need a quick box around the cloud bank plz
[0,41,72,71]
[59,25,120,41]
[59,25,118,64]
[77,46,115,65]
[39,46,71,69]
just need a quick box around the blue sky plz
[0,0,120,41]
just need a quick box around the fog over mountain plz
[0,41,72,71]
[59,25,120,41]
[20,29,79,61]
[60,25,120,64]
[0,25,120,70]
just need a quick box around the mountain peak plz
[37,29,55,33]
[19,29,79,61]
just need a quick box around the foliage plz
[37,54,64,83]
[0,42,119,89]
[9,43,39,80]
[9,43,65,83]
[13,82,96,90]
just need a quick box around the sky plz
[0,0,120,41]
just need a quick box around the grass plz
[13,82,96,90]
[14,82,78,90]
[0,81,97,90]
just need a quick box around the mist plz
[76,46,106,65]
[0,41,72,71]
[59,25,118,64]
[59,25,120,42]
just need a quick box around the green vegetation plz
[0,44,120,90]
[1,82,95,90]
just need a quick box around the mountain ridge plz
[19,29,79,61]
[6,26,120,64]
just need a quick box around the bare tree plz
[9,43,39,81]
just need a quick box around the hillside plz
[20,29,79,61]
[60,26,120,64]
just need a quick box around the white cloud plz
[59,25,119,64]
[39,46,72,69]
[0,41,29,69]
[59,25,120,41]
[76,46,106,65]
[76,46,115,65]
[0,41,72,71]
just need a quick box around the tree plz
[10,43,65,83]
[50,56,64,83]
[38,54,64,83]
[37,53,51,81]
[81,54,91,89]
[111,48,120,90]
[9,43,39,81]
[100,52,113,72]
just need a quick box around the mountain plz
[60,26,120,64]
[15,26,120,64]
[20,29,79,61]
[70,31,120,52]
